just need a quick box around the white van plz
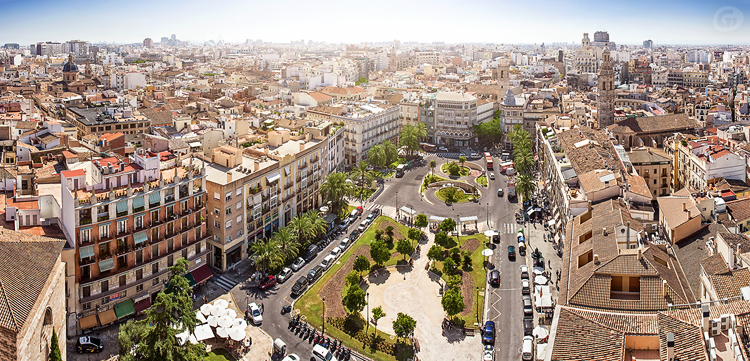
[312,344,337,361]
[522,335,534,360]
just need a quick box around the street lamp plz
[486,203,489,227]
[322,297,326,336]
[396,191,399,222]
[366,292,370,333]
[475,286,479,322]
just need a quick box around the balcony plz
[116,210,128,218]
[80,256,96,266]
[249,186,262,195]
[79,237,95,247]
[283,194,294,203]
[164,195,176,203]
[80,217,92,225]
[97,214,110,222]
[116,244,133,256]
[133,206,145,213]
[298,163,308,170]
[311,157,319,164]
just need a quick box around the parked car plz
[321,255,336,270]
[356,206,364,216]
[330,246,342,259]
[492,234,501,243]
[349,229,360,240]
[290,277,309,297]
[483,344,494,361]
[523,316,534,336]
[339,238,350,250]
[471,152,481,158]
[304,245,319,262]
[371,208,381,217]
[489,173,495,180]
[523,295,533,316]
[365,213,375,224]
[522,279,530,295]
[312,344,338,361]
[482,321,496,345]
[508,245,516,260]
[308,265,324,282]
[282,354,301,361]
[358,220,368,232]
[76,336,104,353]
[497,188,504,197]
[518,244,526,256]
[291,257,305,271]
[247,302,263,325]
[339,218,351,231]
[520,265,529,280]
[349,209,359,220]
[277,268,293,283]
[488,270,500,286]
[259,275,276,290]
[438,146,448,151]
[522,335,534,360]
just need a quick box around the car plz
[482,321,496,345]
[339,218,351,231]
[523,295,533,316]
[304,245,319,262]
[339,238,350,250]
[365,213,375,223]
[349,229,360,240]
[277,268,293,283]
[522,279,530,295]
[308,265,324,282]
[290,277,309,297]
[438,146,448,151]
[358,220,367,232]
[282,354,301,361]
[489,173,495,180]
[508,245,516,260]
[259,275,276,290]
[471,152,481,158]
[330,246,342,259]
[247,302,263,325]
[291,257,305,271]
[356,206,364,216]
[312,344,338,361]
[76,336,104,353]
[483,345,495,361]
[522,335,534,360]
[497,188,503,197]
[520,265,529,280]
[371,208,381,217]
[488,270,500,286]
[320,255,336,270]
[518,244,526,256]
[492,234,501,243]
[523,316,534,335]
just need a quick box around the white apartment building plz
[434,92,477,147]
[415,51,439,65]
[476,99,494,125]
[678,140,746,191]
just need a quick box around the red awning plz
[190,264,212,285]
[134,298,152,314]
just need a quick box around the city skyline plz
[4,0,750,46]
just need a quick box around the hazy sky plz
[3,0,750,45]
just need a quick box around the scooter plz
[281,305,292,314]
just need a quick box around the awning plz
[149,192,161,204]
[99,258,115,272]
[114,299,135,319]
[459,216,478,222]
[79,314,99,330]
[98,309,117,326]
[266,171,280,183]
[284,166,291,176]
[554,234,561,243]
[190,264,212,285]
[189,141,202,148]
[400,206,416,215]
[134,231,148,245]
[132,196,145,209]
[79,245,95,259]
[133,292,150,303]
[429,216,446,222]
[116,200,128,213]
[548,220,555,226]
[134,298,152,314]
[185,273,197,288]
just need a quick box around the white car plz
[339,238,350,250]
[489,173,495,180]
[277,268,293,283]
[321,255,336,270]
[520,265,529,280]
[312,344,338,361]
[282,354,301,361]
[330,247,342,259]
[291,257,305,271]
[438,146,448,151]
[247,302,263,325]
[483,345,494,361]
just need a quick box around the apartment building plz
[628,147,673,197]
[415,51,439,65]
[61,150,208,332]
[434,92,477,147]
[67,105,150,138]
[676,139,746,191]
[501,90,525,148]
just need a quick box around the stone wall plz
[428,181,475,194]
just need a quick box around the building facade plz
[434,92,477,147]
[597,48,615,128]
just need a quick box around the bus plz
[420,143,436,152]
[395,164,406,178]
[484,152,494,170]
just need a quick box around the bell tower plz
[598,48,615,128]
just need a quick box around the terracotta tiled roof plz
[608,113,700,134]
[719,232,750,253]
[673,223,726,296]
[550,307,626,361]
[307,91,333,102]
[656,194,700,228]
[657,313,708,361]
[709,268,750,299]
[701,253,729,275]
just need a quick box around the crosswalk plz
[498,222,521,235]
[214,275,238,291]
[435,152,464,159]
[366,203,385,211]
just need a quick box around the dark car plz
[523,316,534,335]
[304,245,319,262]
[497,188,504,197]
[349,229,360,240]
[519,245,526,257]
[307,265,324,282]
[508,245,516,260]
[76,336,104,353]
[259,275,276,290]
[488,270,500,286]
[482,321,496,345]
[492,234,500,244]
[371,208,381,217]
[291,277,309,297]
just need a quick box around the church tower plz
[62,55,78,83]
[598,47,615,128]
[497,58,510,100]
[582,33,591,48]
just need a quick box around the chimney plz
[663,279,668,297]
[603,227,607,236]
[227,172,232,183]
[254,161,260,172]
[637,248,643,260]
[683,203,687,211]
[666,332,675,361]
[593,254,599,264]
[299,141,305,151]
[626,221,631,249]
[702,304,711,332]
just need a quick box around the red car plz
[356,206,364,216]
[259,275,276,290]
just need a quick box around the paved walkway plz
[217,292,274,361]
[360,232,482,361]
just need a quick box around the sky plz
[3,0,750,46]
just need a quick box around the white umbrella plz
[196,311,207,324]
[211,306,227,317]
[481,248,494,257]
[216,326,230,338]
[232,318,248,330]
[534,275,548,285]
[187,334,198,345]
[483,230,498,237]
[175,329,190,345]
[214,299,229,309]
[200,303,212,316]
[218,315,234,328]
[194,324,214,341]
[225,309,237,319]
[533,267,545,275]
[207,315,219,327]
[533,326,549,339]
[229,327,246,341]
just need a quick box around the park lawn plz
[205,348,236,361]
[420,174,455,192]
[296,216,416,361]
[440,163,470,177]
[435,187,471,204]
[476,175,488,186]
[375,170,395,179]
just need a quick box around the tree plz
[353,255,371,276]
[273,228,299,262]
[385,226,394,238]
[350,161,376,201]
[441,288,465,319]
[118,320,147,361]
[321,172,354,219]
[303,210,328,242]
[248,238,284,275]
[429,160,437,175]
[346,270,360,286]
[368,144,386,169]
[473,117,504,147]
[381,140,399,168]
[415,214,428,229]
[446,162,461,176]
[342,284,367,314]
[514,148,534,174]
[427,244,443,261]
[443,257,457,275]
[396,239,415,260]
[370,240,391,266]
[458,156,466,168]
[355,76,368,85]
[372,306,386,337]
[288,215,309,246]
[408,228,423,243]
[374,229,384,240]
[398,124,420,158]
[446,274,463,290]
[439,218,457,233]
[49,329,62,361]
[434,232,450,248]
[392,313,417,341]
[133,258,206,360]
[516,173,537,201]
[441,187,461,203]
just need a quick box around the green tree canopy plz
[473,117,504,147]
[355,76,368,85]
[370,240,391,266]
[350,160,376,201]
[446,274,462,290]
[381,140,399,167]
[439,218,457,233]
[367,144,386,169]
[342,284,367,314]
[517,173,537,201]
[443,257,457,275]
[408,228,423,242]
[446,162,461,176]
[372,306,386,324]
[321,172,354,219]
[392,313,417,340]
[415,214,428,228]
[427,244,443,261]
[396,239,415,260]
[49,329,62,361]
[441,287,465,319]
[345,270,360,286]
[429,160,437,175]
[458,156,466,168]
[248,238,284,275]
[399,124,421,158]
[273,227,299,262]
[353,255,371,276]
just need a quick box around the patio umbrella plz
[176,329,190,345]
[211,306,227,317]
[229,327,246,341]
[194,324,214,341]
[533,326,549,339]
[232,318,248,330]
[214,299,229,309]
[481,249,494,257]
[225,309,237,319]
[533,267,545,275]
[206,315,219,327]
[483,230,498,237]
[216,326,230,338]
[187,334,198,345]
[200,303,212,316]
[534,275,548,285]
[218,315,234,328]
[195,311,207,324]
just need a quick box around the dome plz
[63,59,78,73]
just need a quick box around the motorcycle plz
[281,305,292,314]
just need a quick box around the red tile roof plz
[61,169,85,177]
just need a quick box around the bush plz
[443,257,457,275]
[326,317,398,355]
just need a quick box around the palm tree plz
[381,140,399,168]
[288,215,310,246]
[368,144,386,169]
[398,125,419,158]
[415,122,428,140]
[303,210,328,242]
[249,238,284,275]
[430,160,436,175]
[514,149,534,174]
[321,172,354,219]
[458,156,466,169]
[516,173,536,201]
[350,161,376,202]
[273,228,299,262]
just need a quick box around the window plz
[82,302,91,310]
[236,202,242,211]
[102,296,109,305]
[236,230,242,238]
[182,249,188,260]
[99,224,110,238]
[225,207,232,215]
[653,256,669,268]
[153,277,159,286]
[225,235,232,243]
[135,215,143,229]
[578,231,593,245]
[225,192,232,201]
[167,255,173,267]
[236,215,242,224]
[214,220,220,228]
[117,219,127,234]
[214,208,219,216]
[80,228,91,244]
[214,192,220,201]
[195,243,201,254]
[136,284,143,292]
[101,280,109,292]
[151,209,159,223]
[578,250,593,268]
[226,220,232,229]
[121,290,127,298]
[119,275,126,287]
[236,188,242,196]
[152,262,159,275]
